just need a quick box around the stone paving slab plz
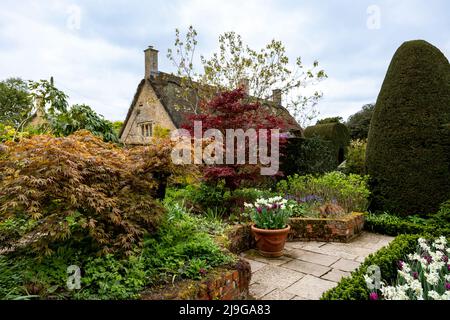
[285,275,336,300]
[261,289,295,300]
[287,249,340,266]
[251,265,305,289]
[282,259,331,277]
[244,232,394,300]
[330,259,361,272]
[321,269,350,282]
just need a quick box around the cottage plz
[119,46,302,145]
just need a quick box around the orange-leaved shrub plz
[0,130,191,256]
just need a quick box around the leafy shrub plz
[142,203,235,284]
[433,200,450,225]
[342,139,367,175]
[0,203,234,300]
[277,172,370,213]
[0,124,33,142]
[165,183,229,214]
[366,40,450,216]
[47,104,119,142]
[321,234,420,300]
[0,131,191,256]
[281,136,337,177]
[365,209,450,238]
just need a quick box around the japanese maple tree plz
[182,88,292,190]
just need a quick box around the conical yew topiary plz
[366,40,450,216]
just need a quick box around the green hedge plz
[364,212,450,237]
[304,122,350,164]
[281,136,337,177]
[321,234,420,300]
[366,40,450,216]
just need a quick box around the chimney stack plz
[272,89,282,105]
[144,46,158,78]
[238,78,250,95]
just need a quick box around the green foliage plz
[142,203,235,284]
[48,104,119,142]
[166,183,229,214]
[28,78,68,116]
[346,103,374,140]
[0,78,32,127]
[366,40,450,216]
[321,234,420,300]
[0,124,24,142]
[342,139,367,175]
[281,136,337,177]
[74,254,147,300]
[0,203,234,300]
[316,117,343,125]
[277,172,370,213]
[112,121,123,136]
[304,122,351,164]
[433,199,450,225]
[365,205,450,238]
[0,131,191,256]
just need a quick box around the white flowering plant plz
[365,237,450,300]
[244,196,293,230]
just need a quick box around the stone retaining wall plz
[141,259,251,300]
[289,212,365,242]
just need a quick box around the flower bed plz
[365,237,450,300]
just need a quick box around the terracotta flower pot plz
[251,224,291,258]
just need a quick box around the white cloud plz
[0,3,141,121]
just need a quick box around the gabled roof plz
[120,72,302,138]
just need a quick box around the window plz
[140,122,153,137]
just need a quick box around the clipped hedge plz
[280,136,337,177]
[321,234,420,300]
[364,213,450,238]
[366,40,450,216]
[304,122,350,164]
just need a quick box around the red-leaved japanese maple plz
[182,88,293,190]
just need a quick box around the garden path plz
[241,232,394,300]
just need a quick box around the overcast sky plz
[0,0,449,123]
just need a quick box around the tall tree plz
[346,103,375,140]
[167,26,327,127]
[0,78,32,126]
[182,88,290,190]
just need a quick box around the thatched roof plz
[120,72,302,138]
